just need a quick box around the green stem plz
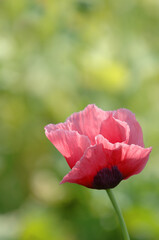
[106,189,130,240]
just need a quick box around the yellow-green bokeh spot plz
[84,61,129,93]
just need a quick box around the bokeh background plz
[0,0,159,239]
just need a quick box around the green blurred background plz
[0,0,159,239]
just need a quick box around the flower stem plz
[106,189,130,240]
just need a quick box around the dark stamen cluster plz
[93,166,123,189]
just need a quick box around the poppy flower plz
[45,104,152,190]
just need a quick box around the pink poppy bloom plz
[45,104,152,189]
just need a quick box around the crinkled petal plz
[117,144,152,179]
[45,128,91,168]
[113,108,144,147]
[100,115,130,144]
[67,104,112,144]
[45,122,71,132]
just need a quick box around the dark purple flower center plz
[93,166,123,189]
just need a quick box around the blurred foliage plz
[0,0,159,239]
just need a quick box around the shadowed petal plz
[114,109,144,147]
[60,144,108,188]
[67,104,112,144]
[60,143,123,189]
[100,115,130,144]
[45,128,91,169]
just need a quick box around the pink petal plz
[95,134,122,164]
[96,134,152,179]
[44,122,71,132]
[95,134,119,150]
[113,109,144,147]
[60,134,152,188]
[117,144,152,179]
[100,115,130,144]
[67,104,112,144]
[60,143,123,188]
[60,144,108,188]
[45,128,91,169]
